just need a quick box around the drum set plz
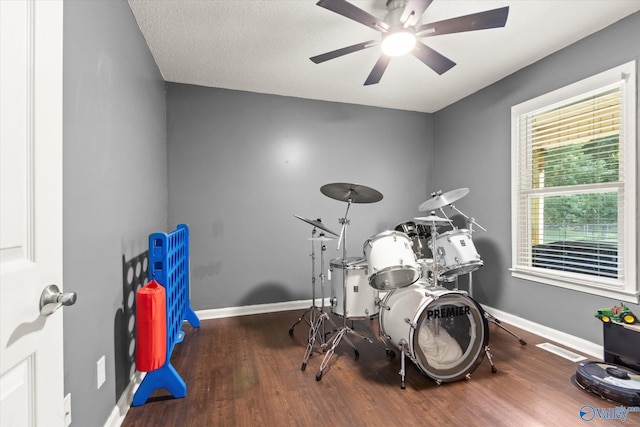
[291,183,521,388]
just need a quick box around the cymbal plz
[320,182,383,204]
[293,214,339,237]
[414,214,452,224]
[418,188,469,211]
[308,235,335,242]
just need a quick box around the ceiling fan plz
[310,0,510,85]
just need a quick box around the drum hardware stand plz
[432,203,525,346]
[289,215,338,339]
[425,213,447,286]
[316,199,361,381]
[289,225,323,336]
[315,199,389,381]
[484,345,497,373]
[399,340,407,389]
[301,236,338,371]
[314,183,386,381]
[460,213,527,347]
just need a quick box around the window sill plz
[510,267,639,304]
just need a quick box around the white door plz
[0,1,66,426]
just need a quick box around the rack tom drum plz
[363,231,420,291]
[430,229,483,280]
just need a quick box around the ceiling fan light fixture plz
[381,30,416,56]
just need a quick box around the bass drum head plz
[381,285,489,383]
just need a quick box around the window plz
[511,61,637,302]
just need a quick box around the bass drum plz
[380,282,489,383]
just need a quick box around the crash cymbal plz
[320,182,383,204]
[414,214,452,224]
[293,214,339,237]
[418,188,470,211]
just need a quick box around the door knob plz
[40,284,77,317]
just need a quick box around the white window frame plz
[511,61,638,303]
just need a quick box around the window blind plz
[514,84,624,281]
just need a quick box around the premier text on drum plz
[426,305,471,320]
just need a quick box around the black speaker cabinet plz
[603,321,640,372]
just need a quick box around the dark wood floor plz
[122,307,639,427]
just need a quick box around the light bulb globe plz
[381,31,416,57]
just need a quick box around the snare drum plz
[363,231,420,291]
[330,257,379,319]
[379,283,489,383]
[430,229,483,280]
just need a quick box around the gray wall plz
[63,1,167,426]
[59,1,638,425]
[432,11,640,345]
[166,85,434,309]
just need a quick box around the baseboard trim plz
[104,372,145,427]
[480,304,603,359]
[195,298,332,320]
[107,299,603,426]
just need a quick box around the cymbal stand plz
[289,226,322,335]
[427,217,443,286]
[301,234,338,371]
[452,206,526,346]
[316,199,378,381]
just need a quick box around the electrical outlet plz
[96,356,106,389]
[64,393,71,427]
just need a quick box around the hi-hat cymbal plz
[293,214,339,237]
[308,235,336,242]
[414,214,452,224]
[320,182,383,204]
[418,188,470,211]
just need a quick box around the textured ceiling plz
[128,0,640,113]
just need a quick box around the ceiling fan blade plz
[400,0,434,27]
[412,41,456,75]
[310,40,377,64]
[364,55,392,86]
[316,0,389,32]
[416,6,509,37]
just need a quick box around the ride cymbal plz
[320,182,383,203]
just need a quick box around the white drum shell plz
[379,282,488,382]
[363,231,420,290]
[330,257,379,319]
[430,229,483,279]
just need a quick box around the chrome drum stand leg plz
[302,312,332,371]
[289,226,321,335]
[399,340,407,390]
[485,345,497,373]
[301,232,336,370]
[484,310,527,345]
